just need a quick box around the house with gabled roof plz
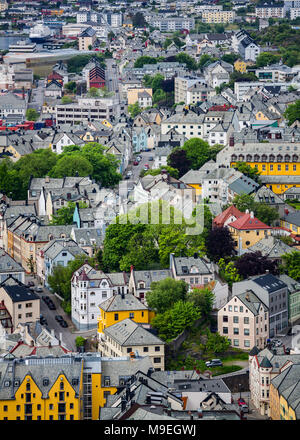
[71,262,129,331]
[227,209,272,255]
[100,318,165,371]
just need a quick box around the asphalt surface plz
[26,276,82,352]
[28,79,45,113]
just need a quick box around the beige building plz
[99,318,165,371]
[0,278,40,330]
[78,26,96,51]
[218,290,269,350]
[0,1,8,12]
[127,88,152,108]
[202,10,236,23]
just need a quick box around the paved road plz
[26,276,85,352]
[105,58,119,94]
[28,79,45,113]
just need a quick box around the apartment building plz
[218,290,269,350]
[71,263,129,331]
[232,274,289,338]
[0,277,40,331]
[249,346,300,417]
[0,354,83,420]
[99,318,165,371]
[78,26,97,51]
[202,10,236,23]
[255,4,285,18]
[174,76,207,104]
[55,96,124,124]
[170,254,215,291]
[151,17,195,31]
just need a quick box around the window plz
[233,316,239,323]
[129,312,134,319]
[154,357,161,363]
[234,328,239,335]
[233,339,239,347]
[223,315,228,322]
[114,313,119,321]
[223,327,228,334]
[143,347,149,352]
[127,347,132,353]
[155,346,160,352]
[244,328,250,335]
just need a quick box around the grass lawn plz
[166,321,249,375]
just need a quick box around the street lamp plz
[239,383,242,399]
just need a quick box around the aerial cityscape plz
[0,0,299,424]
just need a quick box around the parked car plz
[35,286,43,293]
[205,359,223,367]
[143,164,149,171]
[136,156,142,162]
[40,314,47,326]
[133,161,139,166]
[47,301,56,310]
[42,295,50,303]
[59,320,68,328]
[238,398,248,412]
[27,281,34,287]
[55,315,64,322]
[124,175,130,180]
[148,156,153,161]
[127,170,133,176]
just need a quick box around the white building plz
[71,263,129,331]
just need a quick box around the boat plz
[29,23,52,43]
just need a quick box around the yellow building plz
[0,355,83,420]
[280,212,300,235]
[223,141,300,195]
[97,293,155,336]
[270,364,300,420]
[202,10,236,23]
[227,210,272,255]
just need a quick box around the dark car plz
[205,359,223,367]
[47,301,56,310]
[42,295,50,303]
[59,320,68,328]
[55,315,64,322]
[133,161,139,165]
[40,314,48,326]
[27,281,34,287]
[148,156,153,161]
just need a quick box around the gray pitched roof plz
[104,318,164,346]
[99,293,148,312]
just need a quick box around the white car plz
[126,170,133,177]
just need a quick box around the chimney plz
[250,211,254,218]
[45,176,50,183]
[229,136,234,147]
[130,265,134,272]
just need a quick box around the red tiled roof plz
[228,212,271,230]
[213,205,244,227]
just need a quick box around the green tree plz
[141,166,179,179]
[88,87,100,97]
[49,154,93,178]
[205,227,236,262]
[183,138,222,170]
[134,56,161,68]
[75,336,86,347]
[128,101,142,118]
[26,108,39,121]
[284,100,300,125]
[64,81,76,93]
[205,329,230,353]
[146,278,188,314]
[119,231,158,271]
[151,300,201,342]
[218,258,242,287]
[255,52,281,68]
[233,161,261,183]
[61,95,73,104]
[281,251,300,280]
[187,287,215,316]
[175,52,198,70]
[50,201,88,225]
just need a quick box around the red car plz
[133,161,139,165]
